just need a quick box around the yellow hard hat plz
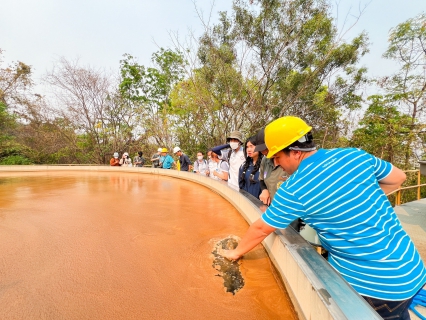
[161,148,168,153]
[265,116,312,158]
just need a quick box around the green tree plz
[0,50,33,164]
[351,95,413,166]
[171,0,369,152]
[119,48,186,152]
[380,13,426,167]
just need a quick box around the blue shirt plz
[262,148,426,300]
[239,159,261,198]
[161,155,174,169]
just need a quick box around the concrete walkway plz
[394,200,426,320]
[395,199,426,262]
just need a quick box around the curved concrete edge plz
[0,165,380,320]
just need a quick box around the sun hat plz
[226,130,243,143]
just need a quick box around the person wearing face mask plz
[226,131,245,190]
[193,152,208,176]
[210,150,229,181]
[133,151,145,167]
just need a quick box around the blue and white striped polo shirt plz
[262,148,426,300]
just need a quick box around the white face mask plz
[197,156,203,161]
[230,142,239,150]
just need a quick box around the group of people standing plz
[109,129,288,207]
[108,115,425,319]
[150,147,192,170]
[202,129,287,206]
[110,151,145,167]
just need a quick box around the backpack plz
[194,159,207,172]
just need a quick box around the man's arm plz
[379,165,406,195]
[222,218,276,261]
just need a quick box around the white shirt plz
[119,157,132,167]
[228,146,245,190]
[208,159,216,178]
[194,159,208,175]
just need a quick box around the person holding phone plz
[119,152,132,167]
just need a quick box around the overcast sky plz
[0,0,425,91]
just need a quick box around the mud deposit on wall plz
[0,171,297,319]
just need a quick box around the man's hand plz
[220,219,276,261]
[259,189,271,206]
[222,249,242,262]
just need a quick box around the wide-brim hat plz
[253,128,267,152]
[226,130,243,143]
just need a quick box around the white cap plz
[113,152,119,158]
[157,148,162,152]
[173,146,181,154]
[124,152,129,156]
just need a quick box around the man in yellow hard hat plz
[159,148,175,169]
[223,116,425,319]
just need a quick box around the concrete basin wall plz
[0,165,380,320]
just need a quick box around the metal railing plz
[388,170,426,206]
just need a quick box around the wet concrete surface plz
[0,171,297,320]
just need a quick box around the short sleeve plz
[220,161,229,172]
[262,188,306,229]
[185,155,192,165]
[361,150,393,181]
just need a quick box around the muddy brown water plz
[0,171,297,320]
